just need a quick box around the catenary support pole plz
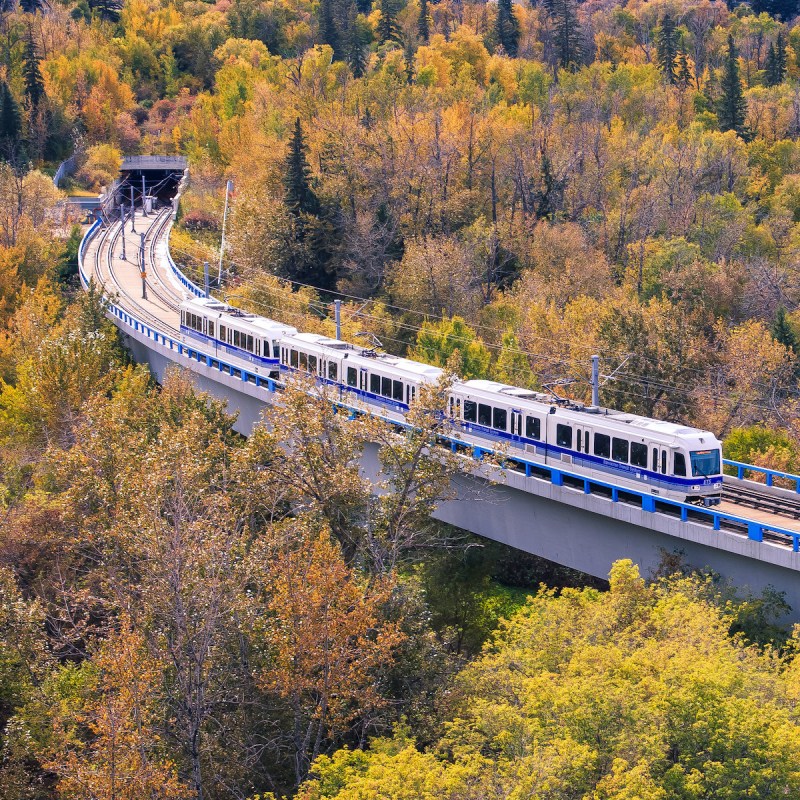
[142,175,147,216]
[591,355,600,407]
[204,261,210,298]
[120,204,126,260]
[334,299,341,339]
[140,232,147,300]
[130,186,136,232]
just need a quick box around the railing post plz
[747,522,763,542]
[737,465,745,479]
[766,473,774,487]
[713,515,721,531]
[642,495,655,512]
[551,470,563,487]
[583,480,591,494]
[612,488,619,502]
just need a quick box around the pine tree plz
[343,2,367,76]
[717,34,747,137]
[377,0,400,44]
[656,14,678,85]
[546,0,581,71]
[495,0,519,57]
[19,0,47,14]
[772,305,798,354]
[0,80,23,162]
[765,31,788,86]
[285,118,320,217]
[23,31,45,109]
[319,0,340,57]
[417,0,429,44]
[676,37,692,88]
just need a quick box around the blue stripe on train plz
[459,420,720,491]
[182,327,279,368]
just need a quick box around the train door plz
[575,427,591,461]
[510,410,523,443]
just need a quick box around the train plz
[179,296,724,506]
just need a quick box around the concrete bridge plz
[78,207,800,617]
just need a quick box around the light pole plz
[218,179,233,285]
[130,185,136,232]
[120,204,126,260]
[142,174,147,217]
[140,232,147,300]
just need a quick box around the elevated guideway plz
[79,207,800,618]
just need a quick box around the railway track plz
[722,482,800,521]
[93,208,181,334]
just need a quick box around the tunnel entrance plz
[117,155,187,213]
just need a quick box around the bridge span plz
[79,206,800,617]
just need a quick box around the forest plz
[4,0,800,793]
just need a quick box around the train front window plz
[690,450,720,477]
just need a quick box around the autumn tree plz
[410,317,491,380]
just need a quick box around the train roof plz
[181,296,297,335]
[283,332,444,381]
[458,380,720,446]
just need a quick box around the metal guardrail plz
[723,459,800,492]
[78,221,800,556]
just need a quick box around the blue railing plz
[78,221,800,556]
[723,459,800,493]
[165,222,205,298]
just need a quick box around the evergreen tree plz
[19,0,47,14]
[546,0,581,71]
[23,31,45,109]
[495,0,519,57]
[0,80,23,162]
[766,32,787,86]
[771,305,798,354]
[285,118,320,218]
[319,0,340,57]
[417,0,429,44]
[282,118,338,291]
[343,4,367,76]
[656,13,678,85]
[355,0,370,14]
[676,37,692,88]
[377,0,400,44]
[717,34,747,137]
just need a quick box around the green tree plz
[343,1,367,76]
[717,34,747,136]
[676,37,692,88]
[495,0,519,57]
[417,0,429,44]
[410,317,491,379]
[656,13,678,84]
[378,0,401,45]
[319,0,340,57]
[22,32,45,109]
[0,81,23,163]
[771,305,798,354]
[493,330,536,388]
[546,0,581,70]
[285,117,320,218]
[765,32,787,86]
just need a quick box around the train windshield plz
[690,449,720,478]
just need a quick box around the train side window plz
[577,430,582,451]
[273,343,279,358]
[255,339,260,356]
[478,404,492,426]
[233,330,239,347]
[346,366,357,387]
[299,352,308,370]
[464,400,477,422]
[525,416,540,440]
[556,424,572,449]
[247,335,254,352]
[220,325,226,343]
[493,407,507,431]
[585,432,590,453]
[290,350,299,368]
[612,437,629,463]
[370,373,380,394]
[382,376,392,397]
[674,453,687,476]
[652,447,658,472]
[328,362,338,381]
[208,322,214,338]
[309,355,317,373]
[662,451,667,473]
[631,442,647,468]
[181,311,185,325]
[393,380,403,401]
[594,433,610,458]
